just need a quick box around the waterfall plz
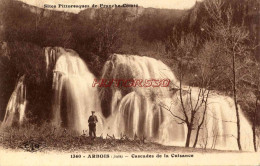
[1,47,254,151]
[2,75,27,127]
[100,54,179,139]
[101,54,253,151]
[49,48,103,134]
[45,47,64,75]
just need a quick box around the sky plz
[19,0,202,13]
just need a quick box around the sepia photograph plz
[0,0,259,165]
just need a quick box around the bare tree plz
[239,56,260,152]
[203,0,253,151]
[192,39,225,148]
[159,33,214,148]
[193,89,210,148]
[252,68,260,152]
[158,88,204,147]
[174,33,201,147]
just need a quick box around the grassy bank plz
[0,123,243,153]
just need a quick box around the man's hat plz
[91,111,95,113]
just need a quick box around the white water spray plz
[2,48,253,151]
[2,75,27,127]
[50,48,103,134]
[101,54,253,151]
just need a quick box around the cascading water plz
[2,75,27,127]
[100,54,253,151]
[48,47,103,134]
[100,54,178,139]
[159,88,253,150]
[2,47,253,151]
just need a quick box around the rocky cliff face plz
[20,1,76,19]
[16,0,186,21]
[179,0,260,32]
[78,7,146,20]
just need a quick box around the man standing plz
[88,111,98,139]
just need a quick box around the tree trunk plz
[185,125,192,147]
[234,92,242,151]
[179,64,191,148]
[253,98,258,152]
[232,53,242,151]
[193,110,206,148]
[193,127,200,148]
[252,124,257,152]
